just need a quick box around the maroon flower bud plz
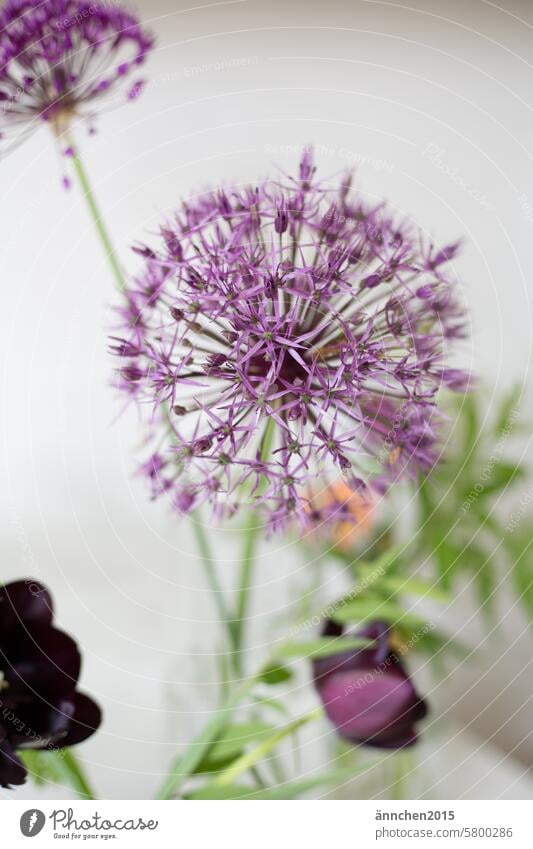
[313,621,428,748]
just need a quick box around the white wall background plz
[1,0,533,798]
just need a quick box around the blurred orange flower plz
[309,481,375,551]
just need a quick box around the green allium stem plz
[65,131,126,293]
[231,416,276,674]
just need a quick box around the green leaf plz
[478,463,525,498]
[461,393,480,452]
[194,722,275,773]
[359,570,449,602]
[277,637,371,660]
[251,694,291,718]
[259,662,293,685]
[433,537,462,590]
[156,674,258,799]
[212,709,322,788]
[459,542,497,623]
[493,385,521,436]
[331,595,426,630]
[19,751,64,787]
[188,784,261,800]
[509,534,533,621]
[366,544,405,576]
[189,763,379,800]
[417,474,437,523]
[395,621,469,659]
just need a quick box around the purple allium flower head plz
[0,0,153,151]
[112,149,470,527]
[0,579,101,788]
[313,620,428,748]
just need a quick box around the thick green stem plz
[65,131,126,293]
[60,749,96,800]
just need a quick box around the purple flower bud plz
[299,146,316,188]
[362,272,382,289]
[428,241,460,269]
[175,489,196,513]
[132,243,157,260]
[275,201,289,234]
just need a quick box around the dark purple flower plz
[0,0,153,151]
[0,579,101,788]
[112,149,469,527]
[313,621,428,748]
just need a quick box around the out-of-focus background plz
[1,0,532,799]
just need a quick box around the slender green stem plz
[191,509,230,628]
[65,131,126,292]
[231,510,262,673]
[390,749,412,800]
[231,416,276,674]
[60,749,96,800]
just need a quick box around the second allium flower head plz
[113,149,470,528]
[0,0,153,148]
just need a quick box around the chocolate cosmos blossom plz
[313,621,428,748]
[0,579,101,788]
[112,149,469,527]
[0,0,153,151]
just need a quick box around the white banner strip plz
[1,799,531,847]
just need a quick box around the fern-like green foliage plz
[412,387,533,622]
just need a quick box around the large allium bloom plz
[0,0,153,150]
[112,149,469,526]
[0,579,101,788]
[313,621,428,748]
